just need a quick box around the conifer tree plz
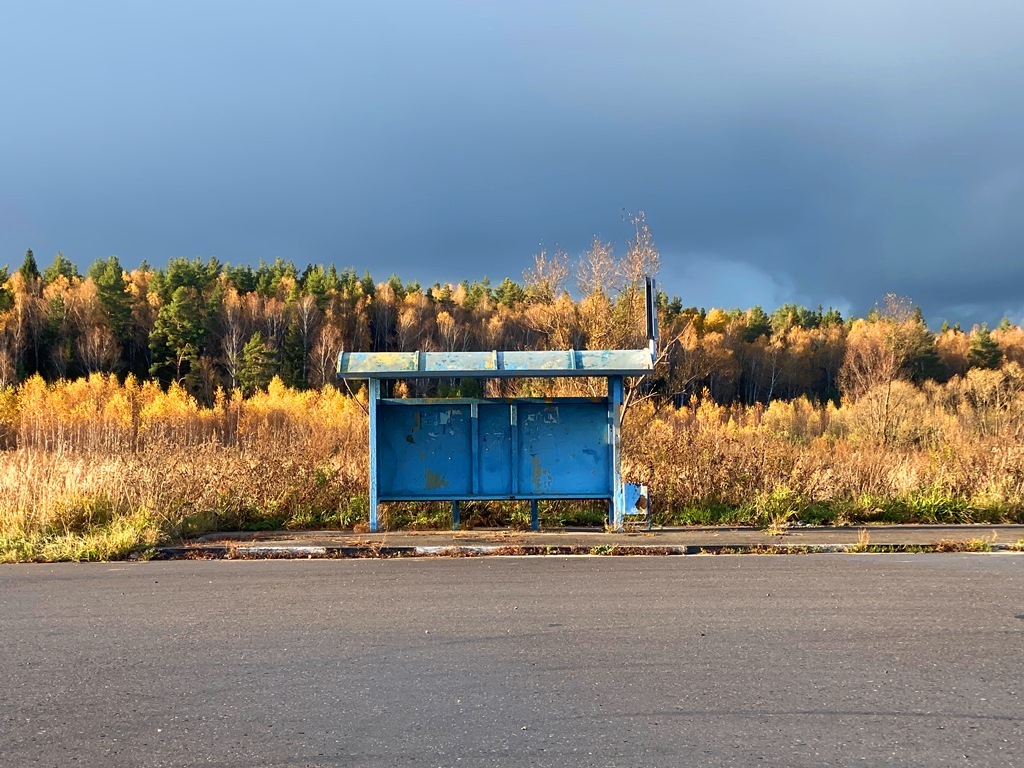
[88,256,131,337]
[150,286,205,385]
[0,266,11,312]
[238,332,275,396]
[42,252,78,284]
[743,306,772,342]
[226,263,257,293]
[968,324,1003,370]
[19,249,40,283]
[302,264,331,310]
[493,277,525,308]
[904,307,946,382]
[280,318,306,388]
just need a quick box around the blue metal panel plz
[509,404,519,496]
[624,483,651,530]
[624,483,645,513]
[377,403,473,497]
[375,493,613,501]
[477,403,513,495]
[374,398,612,502]
[469,402,480,495]
[517,402,610,496]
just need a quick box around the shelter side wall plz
[376,400,611,500]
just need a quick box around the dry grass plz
[1,375,368,561]
[624,389,1024,528]
[2,370,1024,561]
[849,528,872,553]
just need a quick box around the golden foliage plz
[3,365,1024,561]
[0,376,370,560]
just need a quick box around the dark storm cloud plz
[2,1,1023,326]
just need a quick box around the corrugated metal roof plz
[337,349,653,378]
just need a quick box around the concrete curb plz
[150,541,1024,560]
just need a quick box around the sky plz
[2,1,1024,327]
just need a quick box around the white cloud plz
[659,252,851,315]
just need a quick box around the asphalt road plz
[2,555,1022,767]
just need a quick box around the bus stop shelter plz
[338,282,658,533]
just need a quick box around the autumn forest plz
[0,235,1016,406]
[3,220,1024,560]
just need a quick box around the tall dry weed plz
[3,370,1024,561]
[623,381,1024,525]
[1,375,369,560]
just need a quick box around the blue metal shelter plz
[339,280,658,533]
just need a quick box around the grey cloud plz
[2,1,1024,326]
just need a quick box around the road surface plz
[2,555,1022,767]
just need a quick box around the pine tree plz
[967,324,1003,370]
[88,256,131,337]
[19,249,40,283]
[302,264,331,309]
[360,271,376,299]
[463,278,491,309]
[42,251,79,284]
[386,273,406,301]
[280,318,306,388]
[0,266,11,312]
[150,286,206,385]
[820,307,843,327]
[494,277,525,308]
[743,306,772,342]
[903,309,946,382]
[238,332,275,396]
[226,263,257,293]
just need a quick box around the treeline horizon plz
[1,234,1021,407]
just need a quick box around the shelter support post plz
[609,375,625,531]
[368,378,380,533]
[452,500,460,530]
[530,499,539,531]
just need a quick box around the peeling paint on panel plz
[425,469,449,490]
[531,455,552,490]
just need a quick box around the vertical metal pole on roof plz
[368,377,380,533]
[645,276,659,360]
[608,375,625,531]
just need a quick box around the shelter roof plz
[337,349,653,379]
